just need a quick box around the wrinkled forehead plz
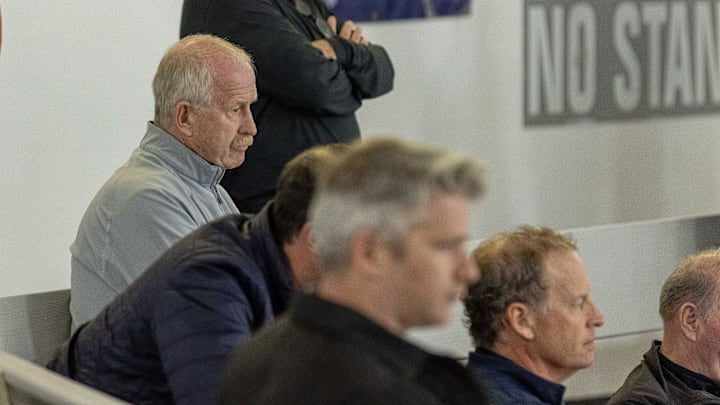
[211,63,256,102]
[212,56,254,82]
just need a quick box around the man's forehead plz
[544,250,589,289]
[214,74,257,104]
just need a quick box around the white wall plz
[2,1,720,298]
[1,2,181,296]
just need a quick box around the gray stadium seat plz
[0,350,129,405]
[0,290,71,365]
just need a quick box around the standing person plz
[70,34,258,328]
[220,138,487,405]
[49,144,347,405]
[609,249,720,404]
[463,225,605,405]
[180,0,395,213]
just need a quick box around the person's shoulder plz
[477,387,547,405]
[101,169,197,223]
[607,391,663,405]
[74,163,189,245]
[607,369,666,405]
[159,220,265,290]
[93,155,182,203]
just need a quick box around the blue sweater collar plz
[467,347,566,405]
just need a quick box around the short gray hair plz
[152,34,253,128]
[310,138,486,271]
[659,248,720,322]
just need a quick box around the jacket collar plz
[140,122,226,187]
[468,347,566,404]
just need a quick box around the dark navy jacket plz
[48,203,294,405]
[467,347,565,405]
[220,293,487,404]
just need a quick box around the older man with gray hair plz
[70,34,257,328]
[609,248,720,404]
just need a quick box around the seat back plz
[0,290,71,365]
[0,351,129,405]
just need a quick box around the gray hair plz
[309,138,486,271]
[463,225,577,348]
[659,248,720,322]
[152,34,253,128]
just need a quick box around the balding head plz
[152,34,254,129]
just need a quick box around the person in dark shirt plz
[180,0,394,213]
[609,248,720,404]
[463,225,605,405]
[219,138,488,405]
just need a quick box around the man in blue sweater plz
[48,143,348,405]
[463,226,605,405]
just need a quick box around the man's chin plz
[226,154,247,170]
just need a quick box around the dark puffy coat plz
[49,204,294,405]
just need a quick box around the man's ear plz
[174,101,193,137]
[292,222,318,290]
[505,302,536,341]
[348,231,386,280]
[298,222,315,251]
[678,302,700,342]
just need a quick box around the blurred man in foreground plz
[220,138,488,404]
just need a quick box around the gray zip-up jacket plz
[69,122,238,329]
